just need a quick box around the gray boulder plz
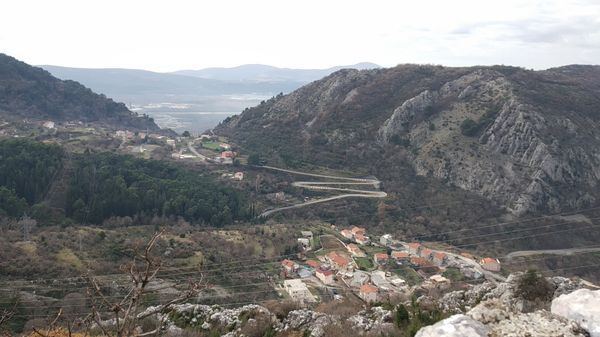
[552,288,600,337]
[414,314,488,337]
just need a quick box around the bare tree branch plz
[85,230,206,337]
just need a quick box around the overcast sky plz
[2,0,599,72]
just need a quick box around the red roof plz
[306,260,321,268]
[360,284,378,294]
[420,248,433,257]
[355,234,368,241]
[316,269,334,277]
[392,251,409,259]
[328,252,349,267]
[410,257,429,266]
[282,259,296,268]
[433,252,447,260]
[375,253,389,260]
[221,151,234,158]
[351,226,366,234]
[480,257,499,265]
[408,242,422,249]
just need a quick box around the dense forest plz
[0,139,250,226]
[0,139,63,216]
[65,152,250,226]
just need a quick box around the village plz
[0,118,242,167]
[277,225,503,305]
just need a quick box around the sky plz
[1,0,599,72]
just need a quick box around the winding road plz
[257,166,387,218]
[505,246,600,259]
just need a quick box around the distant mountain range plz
[41,62,380,133]
[41,63,381,103]
[172,63,381,82]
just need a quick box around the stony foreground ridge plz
[131,273,599,337]
[217,64,600,214]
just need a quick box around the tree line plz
[65,151,250,226]
[0,139,251,226]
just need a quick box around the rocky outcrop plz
[347,306,395,334]
[379,68,600,215]
[467,299,587,337]
[279,309,338,337]
[219,63,600,215]
[414,314,488,337]
[552,289,600,337]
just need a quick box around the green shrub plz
[516,269,554,301]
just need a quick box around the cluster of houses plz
[340,226,370,245]
[278,228,504,305]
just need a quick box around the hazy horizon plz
[2,0,599,72]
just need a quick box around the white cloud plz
[1,0,599,71]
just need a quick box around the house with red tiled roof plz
[346,243,365,257]
[432,252,448,265]
[351,226,366,235]
[374,253,389,265]
[316,269,335,285]
[407,242,422,255]
[359,284,379,303]
[419,248,434,260]
[355,234,370,245]
[305,260,321,269]
[479,257,501,272]
[340,229,354,239]
[327,252,350,271]
[391,251,409,262]
[281,259,298,273]
[410,257,429,268]
[221,150,235,159]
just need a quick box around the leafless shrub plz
[86,231,207,337]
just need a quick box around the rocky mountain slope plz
[134,273,599,337]
[0,54,159,130]
[216,64,600,216]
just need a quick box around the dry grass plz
[56,248,83,270]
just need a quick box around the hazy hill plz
[216,64,600,217]
[173,62,381,82]
[0,54,158,130]
[41,65,302,103]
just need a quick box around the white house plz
[42,121,55,129]
[359,284,379,303]
[283,279,316,304]
[380,234,393,246]
[316,269,334,285]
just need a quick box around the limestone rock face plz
[348,306,395,334]
[414,314,488,337]
[280,309,338,337]
[218,64,600,215]
[551,289,600,337]
[467,299,587,337]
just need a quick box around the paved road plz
[187,142,208,161]
[506,246,600,259]
[257,166,386,218]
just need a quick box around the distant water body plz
[147,111,237,134]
